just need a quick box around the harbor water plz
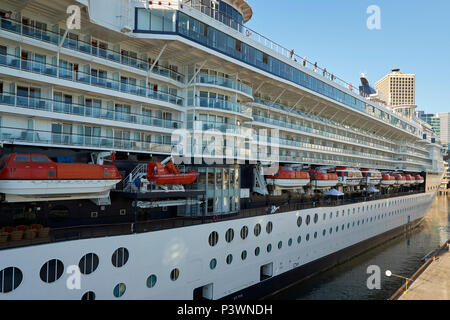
[270,195,450,300]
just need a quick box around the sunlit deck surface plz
[398,244,450,300]
[0,189,424,251]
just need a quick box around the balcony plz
[0,126,173,154]
[0,53,184,107]
[193,74,253,98]
[0,93,182,130]
[190,97,253,118]
[0,17,185,84]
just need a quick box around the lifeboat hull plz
[338,178,362,186]
[266,178,310,188]
[0,179,121,195]
[149,173,200,185]
[311,180,339,188]
[362,178,382,185]
[381,180,396,186]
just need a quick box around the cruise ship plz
[0,0,445,300]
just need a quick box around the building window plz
[113,283,126,298]
[170,268,180,281]
[40,259,64,283]
[225,228,234,243]
[208,231,219,246]
[112,248,129,268]
[0,267,23,293]
[79,253,99,275]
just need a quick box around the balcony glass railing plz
[187,120,245,135]
[253,97,397,150]
[0,17,185,83]
[0,53,184,106]
[0,126,173,154]
[194,75,253,97]
[252,135,395,163]
[191,97,252,117]
[0,93,182,130]
[252,115,398,156]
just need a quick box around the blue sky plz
[245,0,450,114]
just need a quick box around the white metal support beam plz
[253,81,265,95]
[56,28,70,77]
[270,89,287,107]
[185,60,208,88]
[315,105,328,118]
[146,43,168,86]
[289,95,305,113]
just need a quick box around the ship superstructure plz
[0,0,445,300]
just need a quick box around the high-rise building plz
[375,68,415,107]
[416,111,441,137]
[439,112,450,151]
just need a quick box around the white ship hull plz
[0,192,436,300]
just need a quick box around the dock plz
[390,240,450,300]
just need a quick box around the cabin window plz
[32,155,50,162]
[13,155,30,162]
[0,267,23,293]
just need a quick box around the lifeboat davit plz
[147,161,199,185]
[0,153,121,203]
[381,173,396,186]
[360,168,382,186]
[266,166,310,189]
[415,174,425,184]
[335,167,363,186]
[310,169,338,189]
[394,173,407,185]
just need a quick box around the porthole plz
[297,216,302,227]
[347,223,350,229]
[297,236,302,244]
[329,228,333,234]
[254,224,261,237]
[0,267,23,293]
[314,232,317,239]
[306,234,310,241]
[240,226,249,240]
[323,229,326,236]
[288,238,293,246]
[314,214,318,224]
[335,226,339,232]
[342,224,345,230]
[226,254,233,265]
[208,231,219,247]
[40,259,64,283]
[225,228,234,243]
[147,274,157,288]
[112,248,129,268]
[241,250,247,261]
[278,241,283,249]
[267,244,272,252]
[209,259,217,270]
[81,291,96,300]
[255,247,260,256]
[266,222,273,234]
[113,283,126,298]
[323,213,326,221]
[79,253,99,275]
[170,268,180,281]
[306,215,311,225]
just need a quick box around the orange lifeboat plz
[0,153,121,202]
[147,161,199,185]
[335,167,363,186]
[360,168,382,186]
[381,173,396,186]
[310,169,338,189]
[266,166,310,189]
[414,174,425,184]
[404,174,414,186]
[394,173,407,185]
